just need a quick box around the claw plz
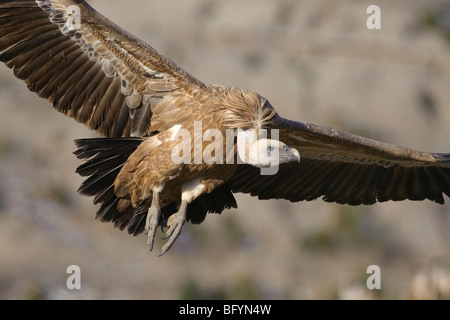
[145,189,161,251]
[159,200,187,256]
[161,215,181,240]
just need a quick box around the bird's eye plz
[284,145,290,152]
[267,146,275,154]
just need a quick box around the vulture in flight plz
[1,0,449,255]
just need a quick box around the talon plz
[158,200,187,256]
[160,223,166,234]
[161,214,178,240]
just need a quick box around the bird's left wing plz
[0,0,205,137]
[227,117,450,205]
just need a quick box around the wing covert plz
[274,117,444,167]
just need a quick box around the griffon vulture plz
[0,0,449,255]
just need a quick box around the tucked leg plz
[145,188,161,251]
[159,200,188,256]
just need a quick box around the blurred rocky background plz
[0,0,450,299]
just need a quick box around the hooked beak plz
[287,147,301,163]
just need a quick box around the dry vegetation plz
[0,0,450,299]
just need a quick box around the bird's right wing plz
[0,0,205,137]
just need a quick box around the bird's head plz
[242,138,300,168]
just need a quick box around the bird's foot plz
[145,205,161,251]
[145,190,161,251]
[159,200,187,256]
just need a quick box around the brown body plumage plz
[0,0,449,255]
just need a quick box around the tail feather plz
[74,138,143,195]
[77,165,123,196]
[74,137,144,229]
[76,154,126,177]
[127,202,156,236]
[93,184,115,205]
[74,138,143,158]
[97,196,120,221]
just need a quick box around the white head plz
[236,129,300,175]
[244,138,300,167]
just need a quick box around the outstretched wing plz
[227,117,450,205]
[0,0,204,137]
